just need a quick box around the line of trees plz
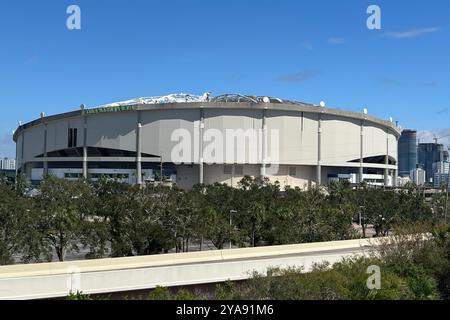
[0,175,447,265]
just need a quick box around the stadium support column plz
[393,135,399,187]
[394,167,398,187]
[15,136,18,178]
[43,121,48,178]
[359,120,364,184]
[261,109,267,178]
[136,121,142,186]
[384,128,390,187]
[82,109,88,179]
[199,108,204,185]
[316,113,322,185]
[21,133,25,179]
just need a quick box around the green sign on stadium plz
[86,105,137,114]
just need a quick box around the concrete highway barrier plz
[0,238,379,300]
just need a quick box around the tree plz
[354,183,370,238]
[200,183,239,249]
[128,186,174,255]
[362,188,398,237]
[267,186,330,245]
[235,177,278,247]
[91,179,135,257]
[15,173,31,196]
[0,179,26,264]
[300,187,328,243]
[170,187,197,253]
[21,176,91,262]
[397,184,433,225]
[188,186,219,251]
[431,189,448,222]
[327,180,358,240]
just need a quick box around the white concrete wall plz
[203,164,259,187]
[264,165,315,190]
[322,115,361,164]
[203,109,263,165]
[363,124,388,159]
[22,126,45,162]
[176,164,315,190]
[87,112,137,152]
[46,120,68,153]
[266,111,319,166]
[19,109,398,165]
[0,238,376,300]
[141,109,199,161]
[388,131,398,164]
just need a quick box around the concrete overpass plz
[0,238,378,300]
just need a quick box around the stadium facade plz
[13,93,401,189]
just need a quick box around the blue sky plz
[1,0,449,157]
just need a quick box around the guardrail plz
[0,238,378,300]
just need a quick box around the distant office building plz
[434,173,449,189]
[398,130,417,177]
[433,161,449,188]
[410,167,426,186]
[444,150,449,162]
[0,158,16,170]
[397,176,411,187]
[418,143,445,183]
[433,161,450,174]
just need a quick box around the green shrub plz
[215,280,241,300]
[147,286,172,300]
[173,289,197,300]
[66,291,92,300]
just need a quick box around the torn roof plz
[92,93,306,109]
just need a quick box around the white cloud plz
[417,129,450,148]
[278,70,320,83]
[382,78,402,86]
[418,80,438,87]
[384,27,440,38]
[436,108,448,115]
[301,42,313,50]
[327,37,345,44]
